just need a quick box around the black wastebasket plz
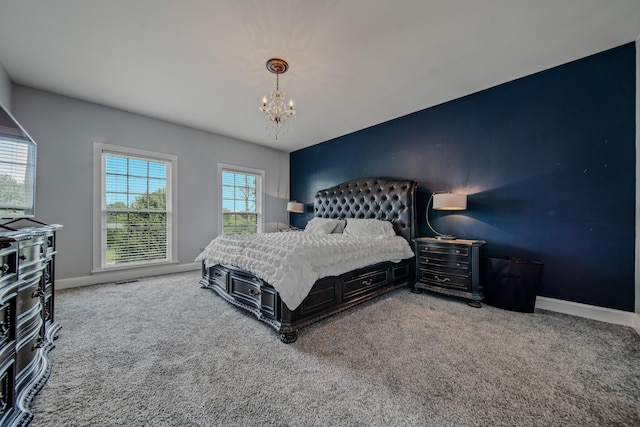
[483,257,543,313]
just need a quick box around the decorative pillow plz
[304,217,345,234]
[343,218,396,238]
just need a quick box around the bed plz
[197,177,417,343]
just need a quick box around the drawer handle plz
[455,250,460,254]
[361,279,373,286]
[248,288,261,297]
[32,289,46,298]
[19,254,27,261]
[434,276,451,283]
[1,264,9,274]
[32,338,44,350]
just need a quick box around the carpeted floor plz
[29,271,640,426]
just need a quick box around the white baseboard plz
[56,262,201,290]
[536,296,640,334]
[57,269,640,337]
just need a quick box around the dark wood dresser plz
[0,222,61,427]
[413,237,486,305]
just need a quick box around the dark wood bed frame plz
[199,177,417,343]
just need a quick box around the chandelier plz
[259,58,295,140]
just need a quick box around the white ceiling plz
[0,1,639,153]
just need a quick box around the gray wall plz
[0,63,10,110]
[11,85,290,284]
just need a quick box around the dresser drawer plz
[46,232,56,254]
[0,302,13,348]
[42,260,53,288]
[18,237,46,266]
[15,306,43,379]
[15,278,41,319]
[15,331,41,379]
[0,247,17,284]
[0,358,15,419]
[43,295,54,326]
[16,304,42,342]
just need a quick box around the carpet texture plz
[29,271,640,426]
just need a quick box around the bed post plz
[278,305,297,343]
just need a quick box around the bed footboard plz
[200,259,413,343]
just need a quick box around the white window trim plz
[217,163,265,235]
[92,142,178,273]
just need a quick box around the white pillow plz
[304,217,345,234]
[343,218,396,238]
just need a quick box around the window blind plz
[0,134,36,215]
[103,153,170,266]
[222,170,259,234]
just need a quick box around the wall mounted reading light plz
[426,192,467,240]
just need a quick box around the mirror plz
[0,104,36,218]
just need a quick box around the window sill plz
[91,260,179,275]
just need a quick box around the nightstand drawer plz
[418,256,469,271]
[418,268,470,291]
[417,243,469,257]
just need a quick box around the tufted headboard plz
[313,177,417,242]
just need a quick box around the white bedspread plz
[195,232,414,310]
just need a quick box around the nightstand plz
[412,237,486,306]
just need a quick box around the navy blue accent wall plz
[290,43,636,312]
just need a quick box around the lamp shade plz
[432,193,467,210]
[286,201,304,213]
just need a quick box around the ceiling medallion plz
[259,58,295,140]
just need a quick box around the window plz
[0,133,36,218]
[219,164,264,235]
[93,143,177,271]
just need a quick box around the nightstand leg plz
[467,300,482,308]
